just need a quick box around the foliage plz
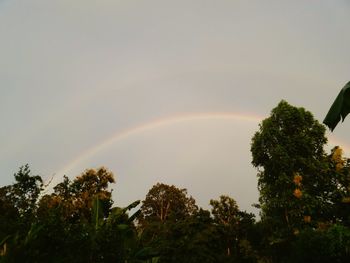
[325,146,350,226]
[210,195,257,262]
[2,100,350,262]
[139,182,198,224]
[0,167,140,263]
[137,183,200,262]
[251,101,331,236]
[289,225,350,263]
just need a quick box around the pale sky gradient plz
[1,1,350,215]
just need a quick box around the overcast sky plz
[1,0,350,214]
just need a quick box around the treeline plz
[1,100,350,263]
[0,166,256,263]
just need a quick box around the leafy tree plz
[139,183,197,224]
[5,164,43,218]
[249,100,350,263]
[325,147,350,225]
[138,183,199,262]
[210,195,240,257]
[34,167,117,262]
[289,225,350,263]
[0,167,141,263]
[251,101,330,236]
[0,187,19,244]
[37,167,115,224]
[69,167,115,220]
[210,195,257,262]
[0,165,43,262]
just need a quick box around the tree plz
[139,183,197,224]
[37,167,115,224]
[0,167,117,262]
[138,183,198,262]
[33,167,116,262]
[6,164,43,218]
[69,167,115,220]
[210,195,240,257]
[251,100,329,238]
[325,146,350,225]
[0,186,19,243]
[210,195,257,262]
[0,165,43,262]
[290,224,350,263]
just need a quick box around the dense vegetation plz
[1,100,350,262]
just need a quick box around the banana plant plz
[90,197,142,262]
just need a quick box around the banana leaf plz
[324,81,350,131]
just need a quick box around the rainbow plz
[57,112,264,176]
[56,111,350,177]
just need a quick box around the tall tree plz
[139,183,197,224]
[7,164,43,217]
[138,183,198,262]
[0,165,43,239]
[37,167,115,223]
[325,146,350,225]
[0,165,43,262]
[210,195,240,257]
[4,167,118,263]
[210,195,257,262]
[251,101,329,237]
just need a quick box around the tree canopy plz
[1,100,350,262]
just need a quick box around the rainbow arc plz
[56,111,350,177]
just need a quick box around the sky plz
[1,0,350,215]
